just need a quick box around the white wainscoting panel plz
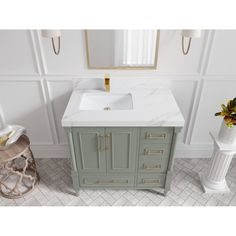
[0,30,39,75]
[206,30,236,75]
[39,30,85,75]
[191,79,236,144]
[0,79,54,144]
[0,30,235,158]
[47,79,73,144]
[169,80,198,143]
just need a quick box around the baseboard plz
[175,143,213,158]
[175,148,212,158]
[31,144,70,158]
[30,143,222,159]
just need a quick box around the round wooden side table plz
[0,135,39,199]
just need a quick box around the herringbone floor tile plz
[1,158,236,206]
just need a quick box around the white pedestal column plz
[200,133,236,193]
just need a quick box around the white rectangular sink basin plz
[79,93,133,110]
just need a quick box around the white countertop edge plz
[62,121,185,127]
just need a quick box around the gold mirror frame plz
[85,30,160,70]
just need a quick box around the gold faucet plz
[104,74,110,92]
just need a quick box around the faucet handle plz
[104,74,110,80]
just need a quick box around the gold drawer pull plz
[143,179,160,184]
[96,179,128,184]
[144,149,164,156]
[97,134,105,151]
[105,134,110,150]
[97,134,101,151]
[143,164,161,170]
[96,180,114,184]
[145,133,166,140]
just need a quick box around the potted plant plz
[215,97,236,144]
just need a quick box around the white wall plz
[0,29,235,158]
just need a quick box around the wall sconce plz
[41,30,61,55]
[181,30,201,55]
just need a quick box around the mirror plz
[85,30,160,69]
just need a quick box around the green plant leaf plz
[232,97,236,106]
[216,98,236,125]
[221,104,229,113]
[231,114,236,119]
[227,100,232,111]
[232,106,236,112]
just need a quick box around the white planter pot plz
[218,120,236,144]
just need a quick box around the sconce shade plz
[41,30,61,55]
[181,30,201,38]
[41,30,61,38]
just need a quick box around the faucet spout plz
[104,74,110,92]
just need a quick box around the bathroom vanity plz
[62,86,184,196]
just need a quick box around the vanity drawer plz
[139,143,171,160]
[138,159,168,173]
[79,175,135,187]
[140,127,173,144]
[137,174,166,188]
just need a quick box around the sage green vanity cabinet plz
[106,128,138,173]
[72,128,106,173]
[72,127,138,173]
[66,126,181,196]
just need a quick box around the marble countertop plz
[61,88,185,127]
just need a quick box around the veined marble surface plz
[62,79,185,127]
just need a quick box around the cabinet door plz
[72,128,106,173]
[106,128,138,173]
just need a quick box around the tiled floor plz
[1,158,236,206]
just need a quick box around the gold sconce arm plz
[181,30,201,56]
[51,37,61,55]
[182,36,192,55]
[41,30,61,56]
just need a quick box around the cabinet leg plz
[71,171,80,197]
[164,190,168,196]
[164,171,172,197]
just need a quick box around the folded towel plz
[5,125,26,146]
[0,125,26,150]
[0,125,12,137]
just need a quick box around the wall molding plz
[1,30,235,159]
[35,30,48,75]
[185,31,216,144]
[186,79,204,144]
[200,30,216,76]
[29,30,42,75]
[29,79,55,145]
[40,79,60,144]
[0,75,233,157]
[181,80,198,144]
